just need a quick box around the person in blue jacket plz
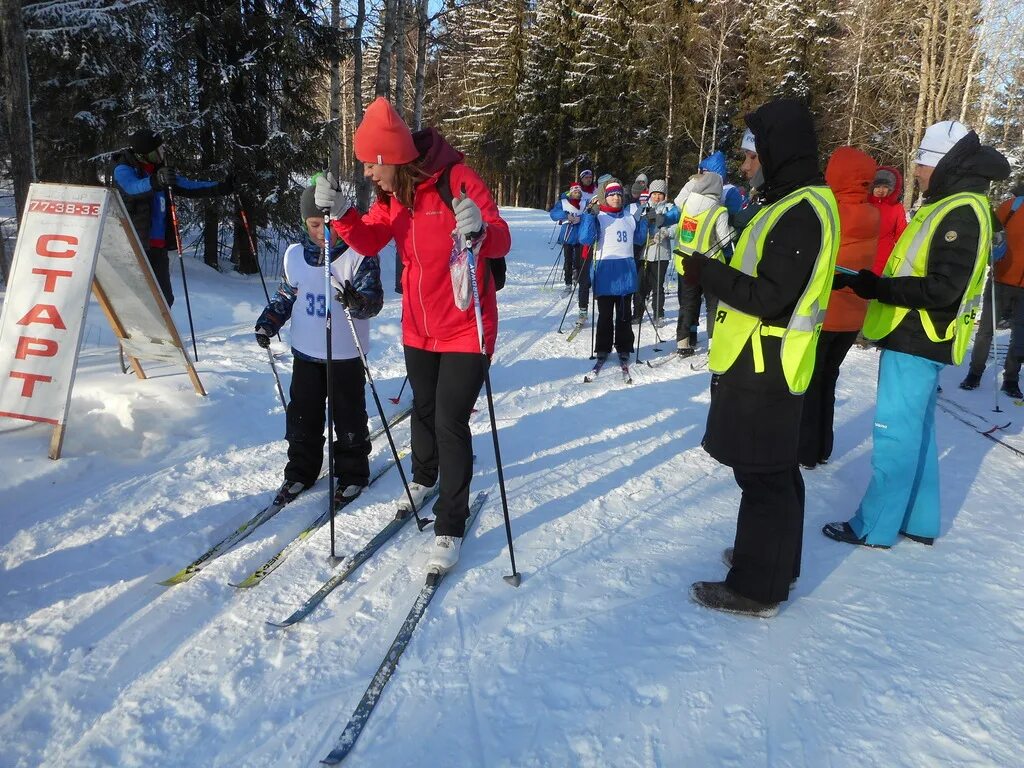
[111,128,232,306]
[549,184,586,292]
[699,150,747,218]
[577,180,649,367]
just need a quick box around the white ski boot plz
[427,535,462,575]
[397,482,436,514]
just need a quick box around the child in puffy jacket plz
[549,184,585,291]
[255,183,384,509]
[578,180,649,369]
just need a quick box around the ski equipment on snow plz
[318,491,489,764]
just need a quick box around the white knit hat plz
[648,179,668,195]
[916,120,970,168]
[741,129,757,154]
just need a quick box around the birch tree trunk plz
[413,0,428,129]
[394,0,407,116]
[375,0,399,98]
[329,0,342,178]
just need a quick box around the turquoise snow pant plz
[849,350,943,546]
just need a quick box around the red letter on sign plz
[9,371,53,397]
[32,268,74,293]
[15,337,59,359]
[36,234,78,258]
[16,304,67,330]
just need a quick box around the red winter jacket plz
[868,165,908,275]
[331,129,511,355]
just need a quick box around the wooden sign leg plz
[49,423,67,460]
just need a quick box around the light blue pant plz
[849,350,943,546]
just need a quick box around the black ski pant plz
[147,246,174,307]
[676,276,717,346]
[726,466,805,604]
[576,254,592,311]
[285,355,370,488]
[404,346,487,537]
[798,330,857,467]
[634,261,669,320]
[595,294,634,356]
[562,243,580,287]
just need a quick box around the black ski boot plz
[959,371,982,390]
[273,480,308,507]
[690,581,779,618]
[1001,378,1023,399]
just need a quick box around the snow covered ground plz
[2,207,1022,768]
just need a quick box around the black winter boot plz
[1001,378,1023,399]
[959,371,982,390]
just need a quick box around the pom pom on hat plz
[353,97,419,165]
[916,120,970,168]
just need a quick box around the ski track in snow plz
[1,209,1022,767]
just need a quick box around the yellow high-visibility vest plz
[862,192,992,365]
[674,205,729,275]
[707,186,841,394]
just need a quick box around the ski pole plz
[463,237,521,588]
[338,293,428,533]
[557,275,579,333]
[266,347,287,411]
[235,192,283,338]
[322,211,338,559]
[990,271,1003,414]
[166,188,199,362]
[389,375,408,405]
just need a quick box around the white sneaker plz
[397,482,436,513]
[427,535,462,574]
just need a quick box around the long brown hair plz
[374,160,431,209]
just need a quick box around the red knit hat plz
[604,181,624,197]
[353,97,419,165]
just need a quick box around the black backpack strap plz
[436,164,455,211]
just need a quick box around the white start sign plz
[0,184,107,427]
[0,183,205,458]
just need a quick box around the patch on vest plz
[943,230,958,242]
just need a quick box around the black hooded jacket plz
[700,99,829,472]
[875,131,1010,363]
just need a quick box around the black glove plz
[682,251,709,286]
[152,166,176,190]
[836,269,880,300]
[255,327,272,348]
[336,280,368,315]
[218,173,235,195]
[655,213,665,228]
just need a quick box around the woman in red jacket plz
[868,166,907,275]
[315,97,511,573]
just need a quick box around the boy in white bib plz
[255,184,384,508]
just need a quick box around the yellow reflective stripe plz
[759,324,785,337]
[751,331,765,372]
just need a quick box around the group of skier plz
[547,99,1014,617]
[115,89,1019,616]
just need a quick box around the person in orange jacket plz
[798,147,880,467]
[959,179,1024,398]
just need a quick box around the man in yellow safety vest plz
[822,121,1009,549]
[684,99,840,618]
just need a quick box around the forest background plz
[1,0,1023,276]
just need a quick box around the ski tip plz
[503,572,522,588]
[158,572,191,587]
[229,579,255,589]
[266,619,293,630]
